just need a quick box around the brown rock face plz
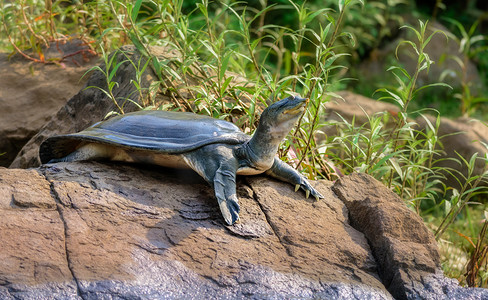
[327,91,399,123]
[0,39,98,167]
[1,163,485,299]
[1,163,389,298]
[246,176,379,285]
[0,168,77,298]
[332,173,441,299]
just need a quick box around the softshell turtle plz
[40,95,323,224]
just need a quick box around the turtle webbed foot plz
[219,195,240,225]
[266,157,323,201]
[295,179,324,201]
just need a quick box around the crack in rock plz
[44,175,84,300]
[244,181,294,257]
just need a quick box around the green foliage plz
[440,18,488,117]
[332,21,455,204]
[325,20,488,285]
[435,149,488,239]
[82,47,152,117]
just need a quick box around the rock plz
[332,173,488,299]
[417,115,488,189]
[329,91,400,117]
[333,173,437,299]
[320,91,399,140]
[0,168,77,298]
[1,163,486,298]
[8,45,162,169]
[0,163,389,299]
[0,39,98,167]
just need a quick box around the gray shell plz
[40,110,250,164]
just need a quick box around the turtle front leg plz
[266,157,324,200]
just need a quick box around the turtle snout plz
[284,97,307,115]
[293,96,308,104]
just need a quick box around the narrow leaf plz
[131,0,142,20]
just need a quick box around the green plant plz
[342,0,408,57]
[83,48,146,117]
[361,21,488,246]
[440,18,488,117]
[465,211,488,287]
[435,150,488,240]
[331,21,451,200]
[89,0,364,175]
[0,0,97,62]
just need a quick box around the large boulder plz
[1,163,486,299]
[0,39,98,167]
[327,91,400,122]
[333,174,441,299]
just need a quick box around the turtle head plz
[245,96,307,170]
[259,95,307,139]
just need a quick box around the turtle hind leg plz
[48,143,112,163]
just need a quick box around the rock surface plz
[1,163,486,299]
[0,39,98,167]
[333,174,440,299]
[327,91,400,121]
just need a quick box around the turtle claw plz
[219,195,240,225]
[297,179,324,201]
